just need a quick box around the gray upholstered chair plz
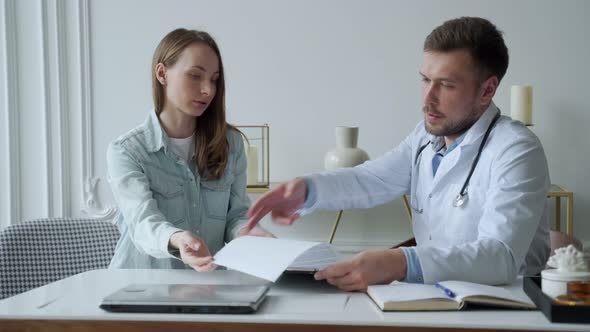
[0,217,120,299]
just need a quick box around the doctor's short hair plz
[424,17,509,83]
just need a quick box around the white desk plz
[0,269,588,332]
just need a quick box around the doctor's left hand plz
[238,225,276,238]
[314,249,407,292]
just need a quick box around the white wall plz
[0,0,115,229]
[2,0,589,251]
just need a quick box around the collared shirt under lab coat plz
[301,103,550,285]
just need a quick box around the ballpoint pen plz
[434,282,456,298]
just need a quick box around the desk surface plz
[0,269,589,332]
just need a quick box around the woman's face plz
[159,43,220,117]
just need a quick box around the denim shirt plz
[107,110,249,269]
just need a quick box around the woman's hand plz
[169,231,217,272]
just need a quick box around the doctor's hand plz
[314,249,407,292]
[169,231,217,272]
[237,225,276,238]
[245,178,307,231]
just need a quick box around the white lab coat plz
[303,103,550,285]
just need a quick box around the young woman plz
[107,28,273,271]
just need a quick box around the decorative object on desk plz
[324,126,369,170]
[367,280,535,311]
[235,125,270,189]
[554,281,590,306]
[541,245,590,298]
[510,85,533,126]
[324,126,369,244]
[524,276,590,323]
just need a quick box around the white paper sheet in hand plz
[213,236,340,282]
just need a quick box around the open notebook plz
[367,280,535,311]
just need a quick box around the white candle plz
[246,146,258,185]
[510,85,533,125]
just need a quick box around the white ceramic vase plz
[324,126,369,170]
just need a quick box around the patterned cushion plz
[0,218,120,299]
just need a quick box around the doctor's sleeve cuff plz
[296,177,317,216]
[303,177,317,208]
[400,246,424,283]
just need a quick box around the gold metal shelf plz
[236,124,270,190]
[548,184,573,236]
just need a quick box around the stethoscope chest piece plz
[453,193,468,207]
[414,111,501,211]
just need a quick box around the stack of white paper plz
[214,236,341,282]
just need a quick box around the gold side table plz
[246,187,271,194]
[548,184,574,236]
[328,186,574,243]
[328,196,413,244]
[394,189,573,236]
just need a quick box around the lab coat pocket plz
[440,183,485,243]
[465,183,487,208]
[201,176,233,221]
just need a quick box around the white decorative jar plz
[324,126,369,170]
[541,245,590,298]
[541,270,590,299]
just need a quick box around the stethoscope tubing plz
[413,111,501,209]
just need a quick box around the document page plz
[214,236,341,282]
[288,243,341,270]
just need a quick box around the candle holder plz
[235,124,270,191]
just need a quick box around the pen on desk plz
[434,282,456,298]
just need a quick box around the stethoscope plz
[413,111,501,209]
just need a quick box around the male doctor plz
[245,17,550,291]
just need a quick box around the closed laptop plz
[100,283,270,314]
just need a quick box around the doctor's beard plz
[422,105,480,138]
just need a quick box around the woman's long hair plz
[152,28,232,180]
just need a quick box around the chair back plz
[0,218,120,299]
